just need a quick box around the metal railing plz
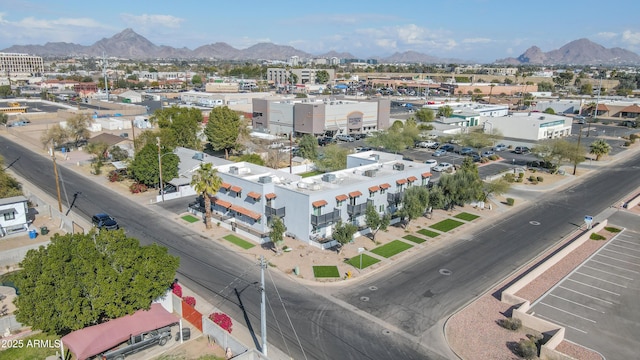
[311,209,341,227]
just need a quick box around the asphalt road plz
[2,136,639,359]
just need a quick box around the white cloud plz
[462,38,492,44]
[621,30,640,45]
[350,24,456,54]
[596,32,617,39]
[120,14,183,28]
[0,14,111,46]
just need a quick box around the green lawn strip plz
[417,228,440,238]
[181,214,199,223]
[454,212,480,221]
[300,170,324,178]
[222,234,255,249]
[345,254,380,269]
[429,219,465,232]
[313,266,340,278]
[0,332,60,360]
[403,234,426,244]
[370,240,413,258]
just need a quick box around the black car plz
[92,213,119,230]
[317,137,335,146]
[440,144,455,152]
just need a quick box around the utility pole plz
[259,256,268,356]
[587,76,603,137]
[50,146,63,212]
[157,137,164,202]
[573,123,584,175]
[289,132,293,174]
[130,119,136,152]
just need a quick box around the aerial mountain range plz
[3,28,640,65]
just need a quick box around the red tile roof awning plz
[220,182,231,189]
[407,176,418,182]
[229,185,242,193]
[421,172,433,178]
[247,191,261,200]
[230,204,261,220]
[368,186,380,192]
[265,193,277,200]
[215,199,232,209]
[312,200,328,208]
[335,194,348,202]
[349,191,363,198]
[396,178,407,185]
[621,104,640,113]
[379,183,391,189]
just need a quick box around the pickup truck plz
[101,326,172,360]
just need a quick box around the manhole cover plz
[530,221,541,226]
[369,286,378,291]
[360,296,369,302]
[382,329,391,335]
[439,269,452,276]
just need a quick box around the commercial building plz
[266,68,335,85]
[252,97,390,137]
[482,112,572,141]
[0,53,44,81]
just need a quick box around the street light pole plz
[157,137,164,202]
[573,123,584,175]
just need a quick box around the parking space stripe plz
[608,243,640,253]
[602,248,640,260]
[567,279,620,296]
[537,314,588,334]
[575,271,627,288]
[596,254,640,267]
[549,294,605,313]
[582,265,634,281]
[540,302,597,323]
[590,259,639,274]
[558,286,613,304]
[613,238,639,246]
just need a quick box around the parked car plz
[514,146,531,154]
[429,142,441,149]
[493,144,508,152]
[425,159,438,167]
[440,144,455,152]
[101,326,173,360]
[575,115,586,124]
[92,213,119,230]
[432,149,447,157]
[458,147,474,155]
[336,134,355,142]
[417,141,436,148]
[482,151,495,157]
[353,133,368,140]
[317,137,335,146]
[355,146,372,152]
[432,162,453,172]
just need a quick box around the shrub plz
[530,179,538,185]
[530,168,536,173]
[172,283,183,297]
[489,155,499,161]
[536,176,544,182]
[528,175,536,182]
[209,312,233,333]
[506,198,515,206]
[518,172,524,179]
[183,296,196,307]
[590,233,606,240]
[499,317,522,331]
[517,338,538,359]
[515,178,523,183]
[129,182,148,194]
[605,226,621,233]
[624,141,631,147]
[503,173,515,183]
[108,171,122,182]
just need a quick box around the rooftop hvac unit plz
[393,163,405,171]
[229,166,239,175]
[364,170,377,177]
[192,152,204,161]
[322,174,337,183]
[369,154,380,161]
[258,176,272,183]
[539,116,545,120]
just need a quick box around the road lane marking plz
[537,314,588,334]
[582,265,634,281]
[608,243,640,254]
[596,254,640,267]
[549,294,605,313]
[539,302,597,323]
[590,259,639,274]
[558,286,613,304]
[613,238,640,246]
[574,271,627,288]
[566,279,620,296]
[602,248,640,260]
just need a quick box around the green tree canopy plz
[205,106,241,158]
[437,105,453,118]
[191,162,222,229]
[315,70,330,84]
[316,144,349,172]
[191,74,203,85]
[333,221,358,245]
[269,216,286,247]
[414,108,435,122]
[129,143,179,187]
[14,230,179,335]
[298,134,318,160]
[40,124,69,149]
[231,153,265,165]
[152,106,203,150]
[0,155,23,198]
[589,139,612,161]
[398,186,430,228]
[482,178,511,202]
[364,203,390,242]
[532,138,585,170]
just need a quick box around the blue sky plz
[1,0,639,62]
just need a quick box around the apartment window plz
[3,211,15,221]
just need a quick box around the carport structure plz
[529,228,640,359]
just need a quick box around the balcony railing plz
[387,192,403,205]
[265,205,286,218]
[347,202,369,217]
[311,209,341,227]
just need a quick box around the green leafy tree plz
[316,144,349,172]
[14,230,179,335]
[205,106,241,159]
[460,129,498,150]
[0,85,12,97]
[543,107,556,114]
[438,157,483,209]
[0,113,8,126]
[269,216,286,249]
[428,186,446,209]
[537,81,554,92]
[315,70,330,84]
[109,146,129,161]
[191,74,202,86]
[580,83,593,95]
[232,153,265,165]
[364,203,390,242]
[40,124,69,149]
[332,221,358,245]
[129,143,179,187]
[365,119,419,153]
[553,72,574,90]
[0,155,23,198]
[152,106,203,150]
[398,186,430,228]
[190,162,223,229]
[589,139,611,161]
[298,134,318,160]
[533,139,585,170]
[437,105,453,118]
[482,178,511,202]
[414,108,435,122]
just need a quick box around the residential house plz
[0,196,29,236]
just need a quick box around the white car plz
[432,162,453,172]
[493,144,508,152]
[417,141,436,148]
[425,159,438,167]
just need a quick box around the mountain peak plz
[496,39,640,65]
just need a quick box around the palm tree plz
[191,163,223,229]
[589,139,611,161]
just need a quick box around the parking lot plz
[529,228,640,359]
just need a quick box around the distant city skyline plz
[1,0,639,62]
